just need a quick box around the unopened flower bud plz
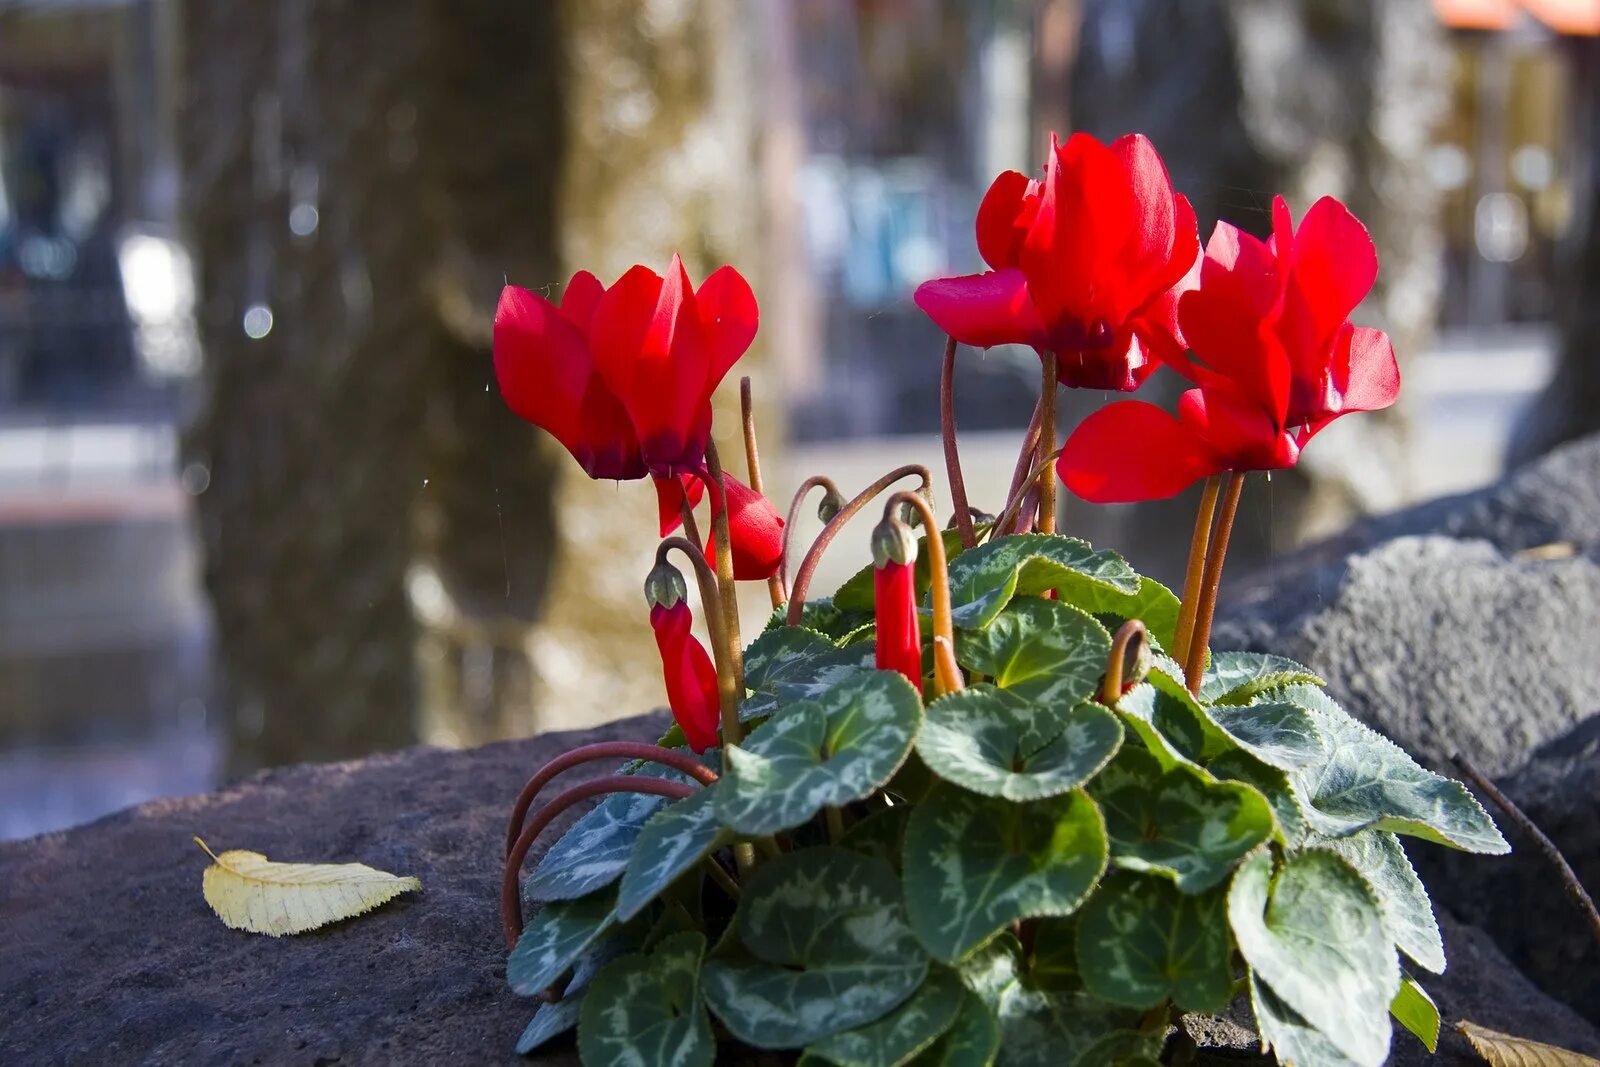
[643,561,688,610]
[872,517,920,569]
[817,486,846,524]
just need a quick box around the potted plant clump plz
[489,131,1507,1067]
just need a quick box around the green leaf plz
[835,527,977,614]
[1281,685,1509,854]
[508,889,617,997]
[953,600,1112,708]
[907,990,1000,1067]
[1229,849,1398,1066]
[1249,971,1361,1067]
[940,534,1140,632]
[720,671,922,835]
[1026,917,1080,991]
[1061,575,1183,653]
[1199,651,1324,706]
[1391,974,1440,1053]
[1147,668,1325,771]
[804,967,966,1067]
[916,685,1122,801]
[992,987,1157,1067]
[514,933,629,1054]
[577,931,714,1067]
[1112,684,1205,772]
[1206,751,1308,847]
[840,804,911,870]
[615,787,729,922]
[1091,747,1274,893]
[765,599,873,642]
[701,848,929,1049]
[739,628,880,721]
[903,783,1107,962]
[1319,830,1444,974]
[1074,872,1233,1013]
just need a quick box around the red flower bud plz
[648,600,720,753]
[872,520,922,694]
[655,471,785,582]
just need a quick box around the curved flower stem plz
[992,447,1064,537]
[657,535,733,726]
[1171,476,1221,667]
[1003,398,1045,533]
[884,490,956,696]
[504,739,719,856]
[503,775,697,948]
[1102,620,1148,706]
[781,475,842,593]
[700,441,745,743]
[678,497,703,552]
[932,635,964,696]
[1183,471,1244,694]
[785,464,933,625]
[940,337,978,550]
[740,377,785,609]
[1037,352,1060,535]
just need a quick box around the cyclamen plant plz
[491,132,1508,1067]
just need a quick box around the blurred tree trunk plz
[1509,37,1600,466]
[178,1,565,772]
[1064,0,1448,584]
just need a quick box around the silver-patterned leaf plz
[1059,575,1183,653]
[953,600,1112,709]
[1199,651,1324,706]
[1206,751,1309,847]
[903,783,1107,962]
[1249,971,1361,1067]
[739,629,881,721]
[577,931,714,1067]
[916,686,1122,801]
[720,671,922,835]
[804,967,965,1067]
[1091,747,1274,894]
[1230,849,1398,1066]
[615,786,729,922]
[1280,685,1508,854]
[907,990,1000,1067]
[992,987,1157,1067]
[702,848,928,1049]
[507,889,617,997]
[1147,668,1325,771]
[1074,872,1233,1013]
[514,932,630,1054]
[940,534,1140,632]
[1319,829,1445,974]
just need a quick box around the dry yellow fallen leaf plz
[1459,1021,1600,1067]
[195,837,421,936]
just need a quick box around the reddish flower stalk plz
[872,517,923,694]
[1003,397,1044,533]
[1101,620,1150,705]
[932,636,965,696]
[1037,352,1060,534]
[781,475,845,593]
[1171,476,1222,666]
[883,490,957,696]
[700,441,746,742]
[1182,471,1244,693]
[785,464,932,625]
[740,377,786,608]
[502,775,697,948]
[940,337,978,550]
[503,741,719,857]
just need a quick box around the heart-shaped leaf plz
[1318,829,1444,974]
[615,786,729,922]
[1092,747,1274,893]
[1060,574,1183,653]
[578,931,715,1067]
[993,986,1158,1067]
[739,628,881,721]
[803,966,966,1067]
[1230,849,1398,1066]
[507,888,618,997]
[1146,668,1325,771]
[940,534,1140,631]
[702,848,929,1048]
[1199,651,1323,706]
[514,932,630,1054]
[720,671,922,835]
[1249,971,1361,1067]
[1280,685,1508,854]
[1392,974,1440,1054]
[916,685,1122,801]
[1075,872,1233,1013]
[907,990,1000,1067]
[953,599,1111,709]
[903,783,1107,962]
[1207,751,1308,847]
[839,804,911,870]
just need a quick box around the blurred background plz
[1,0,1596,840]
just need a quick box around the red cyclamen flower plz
[494,271,645,480]
[914,132,1200,391]
[591,254,759,476]
[871,519,922,694]
[652,473,786,581]
[645,564,720,753]
[1058,195,1400,503]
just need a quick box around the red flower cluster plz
[915,133,1199,392]
[1058,196,1399,502]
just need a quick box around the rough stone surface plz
[1214,433,1600,776]
[0,713,671,1066]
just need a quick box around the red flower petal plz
[559,270,605,335]
[1021,132,1134,328]
[874,560,922,694]
[913,269,1048,350]
[1057,401,1222,503]
[1277,196,1379,386]
[694,265,760,395]
[1178,389,1299,471]
[650,602,720,753]
[975,169,1034,271]
[653,473,705,538]
[1104,133,1182,319]
[703,474,786,581]
[1335,325,1399,413]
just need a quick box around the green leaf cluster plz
[505,531,1504,1066]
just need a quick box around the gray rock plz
[0,713,671,1066]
